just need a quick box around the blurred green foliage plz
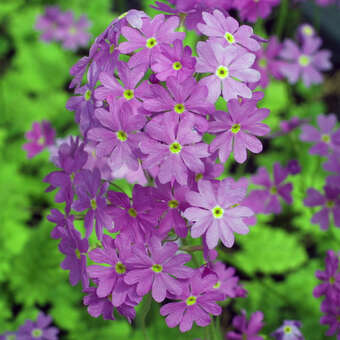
[0,0,338,339]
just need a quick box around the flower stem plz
[275,0,289,38]
[139,293,152,340]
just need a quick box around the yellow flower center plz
[212,206,224,219]
[115,262,126,274]
[195,173,203,182]
[116,130,128,142]
[146,37,158,49]
[123,89,134,100]
[258,58,267,68]
[270,186,278,195]
[84,89,92,101]
[225,32,235,44]
[216,65,229,79]
[231,124,241,134]
[168,199,179,209]
[169,142,182,154]
[174,103,185,114]
[173,61,182,70]
[322,134,330,143]
[283,326,292,334]
[151,264,163,273]
[31,329,42,338]
[90,198,97,210]
[213,281,221,289]
[326,200,335,209]
[186,296,197,306]
[298,55,310,67]
[128,208,137,218]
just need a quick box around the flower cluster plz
[314,250,340,339]
[41,7,278,332]
[0,312,59,340]
[35,6,91,50]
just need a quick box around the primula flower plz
[300,114,340,156]
[119,14,185,68]
[83,287,137,322]
[183,179,253,249]
[324,152,340,188]
[72,168,113,239]
[23,120,55,158]
[271,320,304,340]
[314,250,340,299]
[298,24,316,43]
[253,36,284,88]
[35,6,63,42]
[124,237,193,302]
[248,163,293,214]
[195,41,260,103]
[160,271,224,332]
[107,185,162,242]
[226,310,264,340]
[279,37,332,87]
[320,297,340,339]
[17,312,59,340]
[151,39,196,82]
[197,10,261,51]
[87,234,139,307]
[286,160,301,175]
[94,62,147,109]
[280,117,307,134]
[87,102,146,171]
[58,224,89,289]
[143,77,214,131]
[140,116,209,185]
[209,98,270,163]
[304,186,340,230]
[233,0,280,23]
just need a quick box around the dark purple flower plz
[324,152,340,188]
[124,237,193,302]
[248,163,293,214]
[226,310,264,340]
[160,270,224,332]
[271,320,304,340]
[17,312,59,340]
[209,98,270,163]
[23,121,55,158]
[320,297,340,339]
[300,114,340,156]
[286,160,301,175]
[280,117,307,134]
[304,186,340,230]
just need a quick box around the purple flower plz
[35,6,63,42]
[279,37,332,87]
[143,77,214,131]
[119,14,185,68]
[83,287,137,323]
[151,39,196,82]
[271,320,304,340]
[58,223,89,288]
[23,121,55,158]
[248,163,293,214]
[209,98,270,163]
[140,115,209,185]
[314,250,340,299]
[107,185,162,242]
[197,10,261,51]
[160,271,224,332]
[320,297,340,338]
[280,117,307,134]
[196,41,260,103]
[94,62,147,110]
[233,0,280,23]
[87,102,146,171]
[87,234,139,307]
[0,332,17,340]
[253,36,284,88]
[124,237,193,302]
[298,24,316,44]
[183,179,253,249]
[17,312,59,340]
[300,114,340,156]
[226,310,264,340]
[286,160,301,175]
[72,168,113,239]
[324,152,340,188]
[304,186,340,230]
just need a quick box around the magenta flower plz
[140,116,209,185]
[183,179,253,249]
[271,320,304,340]
[107,185,162,243]
[280,117,307,134]
[124,237,193,302]
[304,186,340,230]
[87,102,146,171]
[196,41,260,102]
[143,77,214,131]
[209,98,270,163]
[151,39,196,82]
[58,223,89,289]
[314,250,340,299]
[35,6,63,42]
[279,37,332,87]
[119,14,185,68]
[324,152,340,188]
[300,114,340,156]
[248,163,293,214]
[233,0,280,23]
[87,234,139,307]
[23,120,55,158]
[160,271,224,332]
[253,36,284,88]
[72,168,113,239]
[226,310,264,340]
[94,62,147,109]
[320,299,340,339]
[17,312,59,340]
[197,10,261,51]
[298,23,316,44]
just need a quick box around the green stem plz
[209,318,218,340]
[275,0,289,38]
[139,294,152,340]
